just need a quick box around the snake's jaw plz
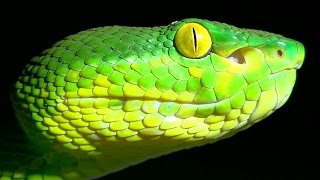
[246,39,305,123]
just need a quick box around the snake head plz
[172,18,305,123]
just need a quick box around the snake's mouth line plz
[62,70,293,107]
[65,96,220,106]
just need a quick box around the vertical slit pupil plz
[192,27,197,51]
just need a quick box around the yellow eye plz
[174,23,212,58]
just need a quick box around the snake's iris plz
[174,23,212,58]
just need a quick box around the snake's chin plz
[249,69,296,123]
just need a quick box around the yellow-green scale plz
[8,18,304,179]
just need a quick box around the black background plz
[1,2,317,180]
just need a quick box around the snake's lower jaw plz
[249,69,296,123]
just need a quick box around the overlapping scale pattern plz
[14,20,291,155]
[7,18,304,179]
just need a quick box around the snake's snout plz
[295,42,305,69]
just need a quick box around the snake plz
[1,18,304,179]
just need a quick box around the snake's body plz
[1,18,304,179]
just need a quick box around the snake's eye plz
[174,23,212,58]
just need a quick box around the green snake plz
[1,18,304,179]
